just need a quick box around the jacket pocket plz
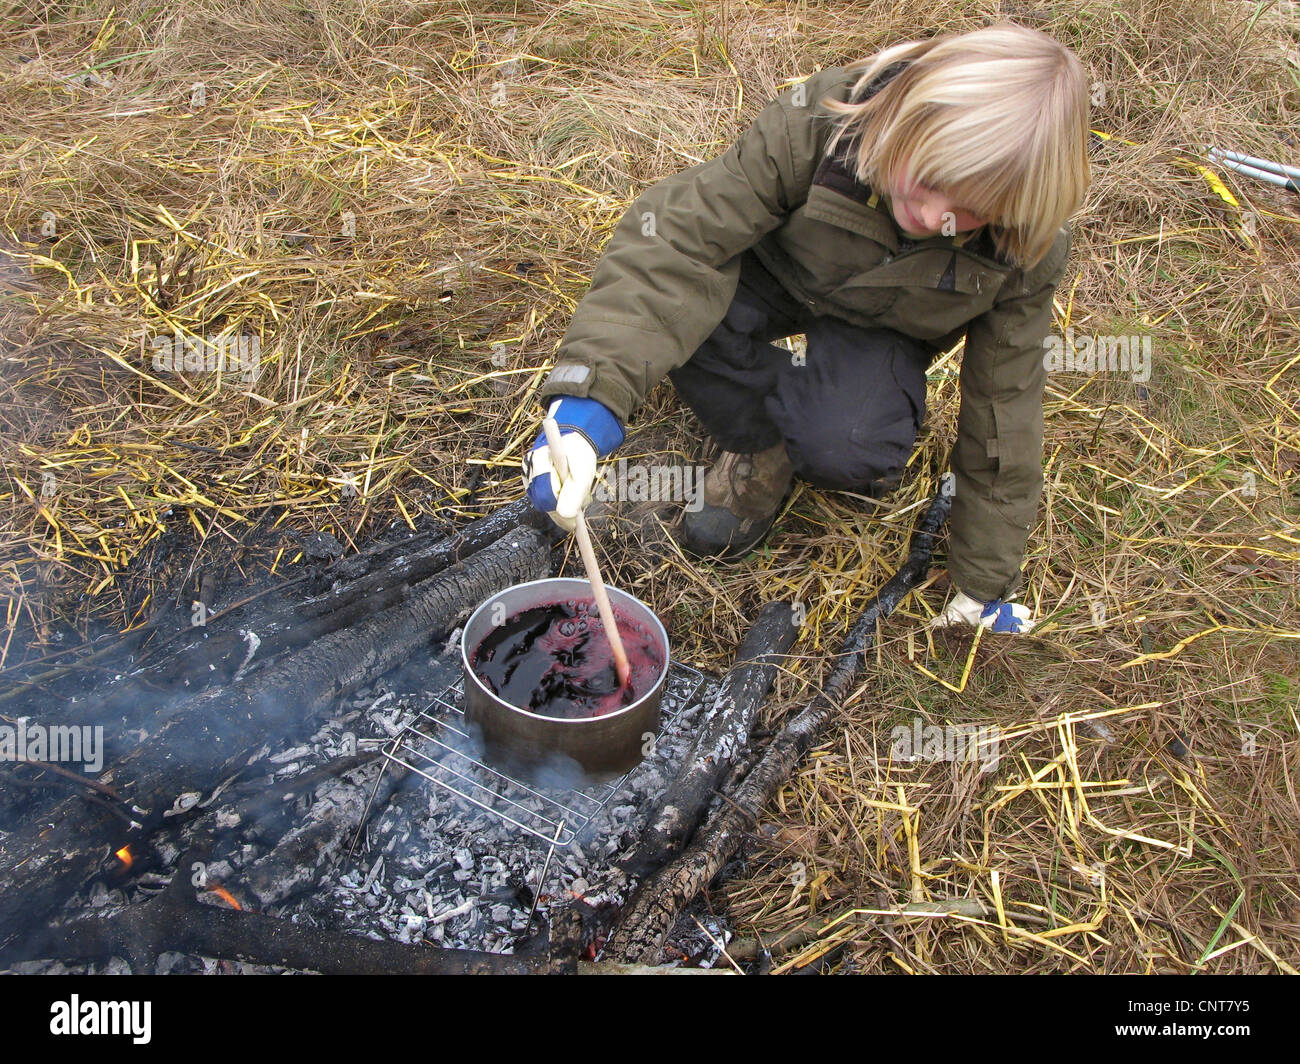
[988,404,1042,513]
[954,400,997,482]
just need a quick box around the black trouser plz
[668,250,931,496]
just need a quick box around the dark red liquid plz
[470,599,663,719]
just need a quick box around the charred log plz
[620,601,798,877]
[66,500,541,728]
[605,486,952,965]
[0,616,163,710]
[222,751,378,840]
[215,647,464,855]
[1,869,582,975]
[243,759,406,908]
[0,525,551,951]
[576,960,731,975]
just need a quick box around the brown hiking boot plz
[680,442,794,560]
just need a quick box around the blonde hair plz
[822,22,1091,270]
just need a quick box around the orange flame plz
[115,846,133,869]
[208,885,242,910]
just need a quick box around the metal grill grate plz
[368,662,707,848]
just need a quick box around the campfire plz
[0,493,950,973]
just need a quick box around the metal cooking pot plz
[461,578,669,781]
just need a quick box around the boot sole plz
[678,508,780,561]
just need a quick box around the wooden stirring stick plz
[541,417,631,689]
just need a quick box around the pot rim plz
[461,577,669,725]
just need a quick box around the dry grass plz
[1,0,1297,972]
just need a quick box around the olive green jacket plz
[537,65,1071,602]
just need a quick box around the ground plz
[1,0,1298,973]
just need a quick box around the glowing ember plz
[207,885,242,910]
[115,846,133,869]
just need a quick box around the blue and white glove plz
[931,590,1036,634]
[522,396,623,532]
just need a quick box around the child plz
[523,22,1091,634]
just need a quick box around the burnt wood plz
[2,867,582,974]
[49,500,540,731]
[0,502,542,828]
[0,525,551,951]
[605,486,953,965]
[222,751,379,843]
[620,600,799,877]
[243,758,408,908]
